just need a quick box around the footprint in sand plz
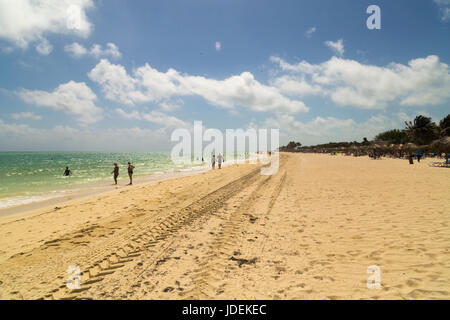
[406,279,421,288]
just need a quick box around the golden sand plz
[0,153,449,300]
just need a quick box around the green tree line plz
[281,114,449,150]
[376,114,449,145]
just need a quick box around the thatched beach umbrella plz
[374,141,389,147]
[371,143,389,153]
[372,143,382,149]
[386,144,403,156]
[416,144,430,152]
[388,144,402,152]
[356,145,366,151]
[348,145,361,155]
[431,137,450,153]
[404,142,419,151]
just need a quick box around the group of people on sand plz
[63,162,135,186]
[112,162,135,185]
[211,153,223,169]
[64,153,226,187]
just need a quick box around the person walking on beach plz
[63,166,72,176]
[217,153,223,169]
[112,163,119,185]
[127,162,135,185]
[211,155,216,169]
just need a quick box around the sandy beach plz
[0,153,449,300]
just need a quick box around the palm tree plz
[404,115,439,145]
[439,114,450,137]
[375,129,408,144]
[362,137,370,146]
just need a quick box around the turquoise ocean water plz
[0,152,200,209]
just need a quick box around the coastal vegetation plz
[281,114,450,152]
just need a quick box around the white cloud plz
[324,39,344,56]
[442,7,450,21]
[215,41,221,51]
[0,119,172,151]
[271,55,450,109]
[11,112,42,120]
[434,0,450,21]
[261,112,410,146]
[0,0,94,49]
[305,27,316,38]
[88,59,309,114]
[142,110,189,129]
[88,60,143,105]
[270,56,317,73]
[65,42,121,59]
[64,42,87,58]
[35,38,53,55]
[90,43,121,59]
[115,108,189,129]
[116,108,141,120]
[270,75,323,97]
[159,99,184,111]
[18,81,103,124]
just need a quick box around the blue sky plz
[0,0,449,151]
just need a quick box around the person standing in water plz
[127,162,135,185]
[217,153,223,169]
[111,163,119,185]
[63,166,72,176]
[211,155,216,169]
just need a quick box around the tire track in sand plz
[182,169,287,299]
[40,166,264,300]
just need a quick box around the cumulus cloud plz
[443,8,450,21]
[64,42,87,58]
[159,99,184,111]
[65,42,121,59]
[88,59,309,114]
[324,39,344,56]
[115,108,189,129]
[90,43,121,59]
[305,27,316,38]
[270,75,323,97]
[0,0,94,49]
[35,38,53,55]
[270,56,316,73]
[11,112,42,120]
[271,55,450,109]
[115,108,141,120]
[142,110,189,129]
[0,119,172,151]
[17,81,103,124]
[435,0,450,21]
[88,60,143,105]
[262,112,411,146]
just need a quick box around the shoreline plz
[0,164,209,220]
[0,154,266,219]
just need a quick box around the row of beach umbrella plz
[299,137,450,154]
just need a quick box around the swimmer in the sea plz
[63,166,72,176]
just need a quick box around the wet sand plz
[0,153,449,300]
